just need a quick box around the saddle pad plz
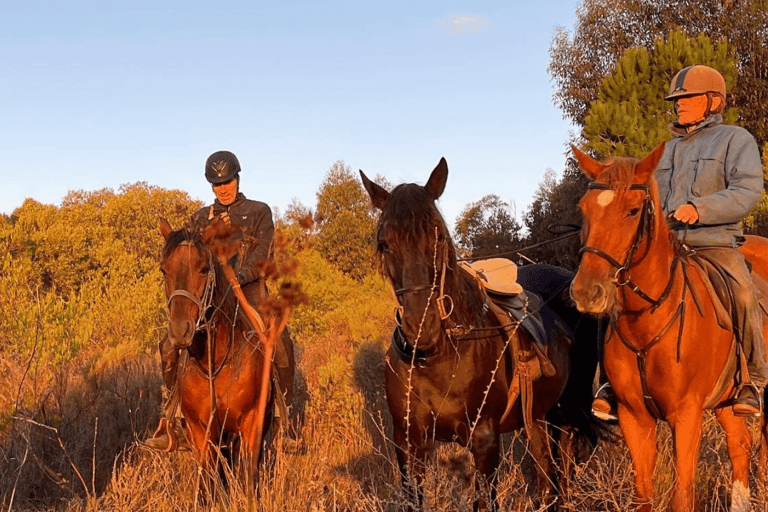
[489,291,554,349]
[460,258,523,296]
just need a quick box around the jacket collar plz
[668,114,723,138]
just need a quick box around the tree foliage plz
[583,29,739,158]
[0,183,200,367]
[549,0,768,148]
[313,161,377,281]
[454,194,522,259]
[521,168,587,271]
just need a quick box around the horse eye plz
[378,241,389,253]
[200,266,210,275]
[628,207,640,216]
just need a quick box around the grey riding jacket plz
[655,114,763,248]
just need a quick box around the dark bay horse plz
[570,143,768,512]
[159,217,288,502]
[360,158,600,511]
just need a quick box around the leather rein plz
[580,181,690,419]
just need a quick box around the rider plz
[592,64,767,419]
[144,150,296,451]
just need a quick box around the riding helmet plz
[205,150,241,184]
[664,65,726,101]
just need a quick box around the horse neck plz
[445,265,488,329]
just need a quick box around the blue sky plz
[1,0,579,228]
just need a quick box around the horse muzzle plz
[570,277,612,315]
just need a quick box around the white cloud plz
[436,14,491,35]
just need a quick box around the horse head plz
[570,143,667,316]
[360,158,464,347]
[159,218,215,349]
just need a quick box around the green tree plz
[583,30,739,159]
[744,143,768,236]
[521,168,586,271]
[314,161,377,281]
[454,195,522,258]
[549,0,768,148]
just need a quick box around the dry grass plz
[2,338,768,511]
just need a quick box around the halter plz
[165,241,216,346]
[579,181,678,309]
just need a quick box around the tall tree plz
[549,0,768,148]
[454,194,522,259]
[314,161,377,281]
[583,29,739,159]
[521,168,586,271]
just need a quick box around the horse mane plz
[375,183,486,326]
[162,227,252,333]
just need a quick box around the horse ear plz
[425,157,448,200]
[635,141,667,182]
[359,170,389,209]
[571,145,602,180]
[159,217,173,240]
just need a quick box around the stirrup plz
[733,382,763,418]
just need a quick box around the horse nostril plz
[591,284,605,302]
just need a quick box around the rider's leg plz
[143,334,187,451]
[705,248,766,416]
[591,318,618,421]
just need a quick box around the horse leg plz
[714,408,752,512]
[617,406,657,512]
[469,418,500,512]
[668,410,704,512]
[186,419,219,503]
[525,417,556,510]
[393,424,427,511]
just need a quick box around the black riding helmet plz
[205,150,241,184]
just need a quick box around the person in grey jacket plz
[593,65,766,419]
[144,150,296,451]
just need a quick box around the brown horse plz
[360,158,601,511]
[570,143,768,512]
[159,217,289,502]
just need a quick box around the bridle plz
[579,181,678,310]
[165,241,216,346]
[578,181,689,419]
[393,235,454,323]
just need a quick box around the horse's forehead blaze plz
[596,190,615,207]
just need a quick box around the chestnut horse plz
[159,218,287,502]
[360,158,600,511]
[570,143,768,512]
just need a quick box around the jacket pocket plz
[690,157,725,197]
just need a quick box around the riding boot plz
[733,286,766,417]
[143,335,190,451]
[274,328,298,451]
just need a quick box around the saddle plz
[460,259,568,377]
